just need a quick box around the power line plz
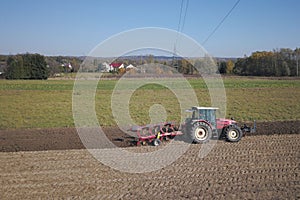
[177,0,189,33]
[177,0,184,33]
[181,0,189,32]
[202,0,241,45]
[174,0,189,56]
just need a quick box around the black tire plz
[190,122,212,143]
[225,125,243,142]
[153,138,161,146]
[162,126,173,133]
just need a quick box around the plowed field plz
[0,121,299,199]
[0,134,299,199]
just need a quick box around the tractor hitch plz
[241,120,256,134]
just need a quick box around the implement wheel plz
[153,139,161,146]
[190,122,212,143]
[225,125,243,142]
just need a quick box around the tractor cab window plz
[199,109,217,128]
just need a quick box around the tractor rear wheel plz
[190,122,212,143]
[225,125,243,142]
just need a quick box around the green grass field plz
[0,77,299,129]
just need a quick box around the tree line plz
[156,48,299,77]
[232,48,300,76]
[1,48,299,79]
[1,54,82,79]
[5,54,49,79]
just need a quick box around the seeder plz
[129,107,256,146]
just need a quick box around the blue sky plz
[1,0,299,57]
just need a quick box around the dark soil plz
[0,120,299,152]
[251,120,300,135]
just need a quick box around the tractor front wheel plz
[225,125,243,142]
[190,122,212,143]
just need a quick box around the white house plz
[100,62,111,72]
[99,62,137,72]
[126,64,137,70]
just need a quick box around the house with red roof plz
[110,62,124,69]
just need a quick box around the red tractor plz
[182,106,255,143]
[131,106,256,146]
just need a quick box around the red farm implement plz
[130,122,183,146]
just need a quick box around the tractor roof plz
[192,106,219,110]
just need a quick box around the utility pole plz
[297,55,299,76]
[297,49,299,76]
[172,45,176,65]
[295,48,299,76]
[172,45,178,70]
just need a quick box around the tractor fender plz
[192,120,213,129]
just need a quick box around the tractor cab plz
[185,107,218,129]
